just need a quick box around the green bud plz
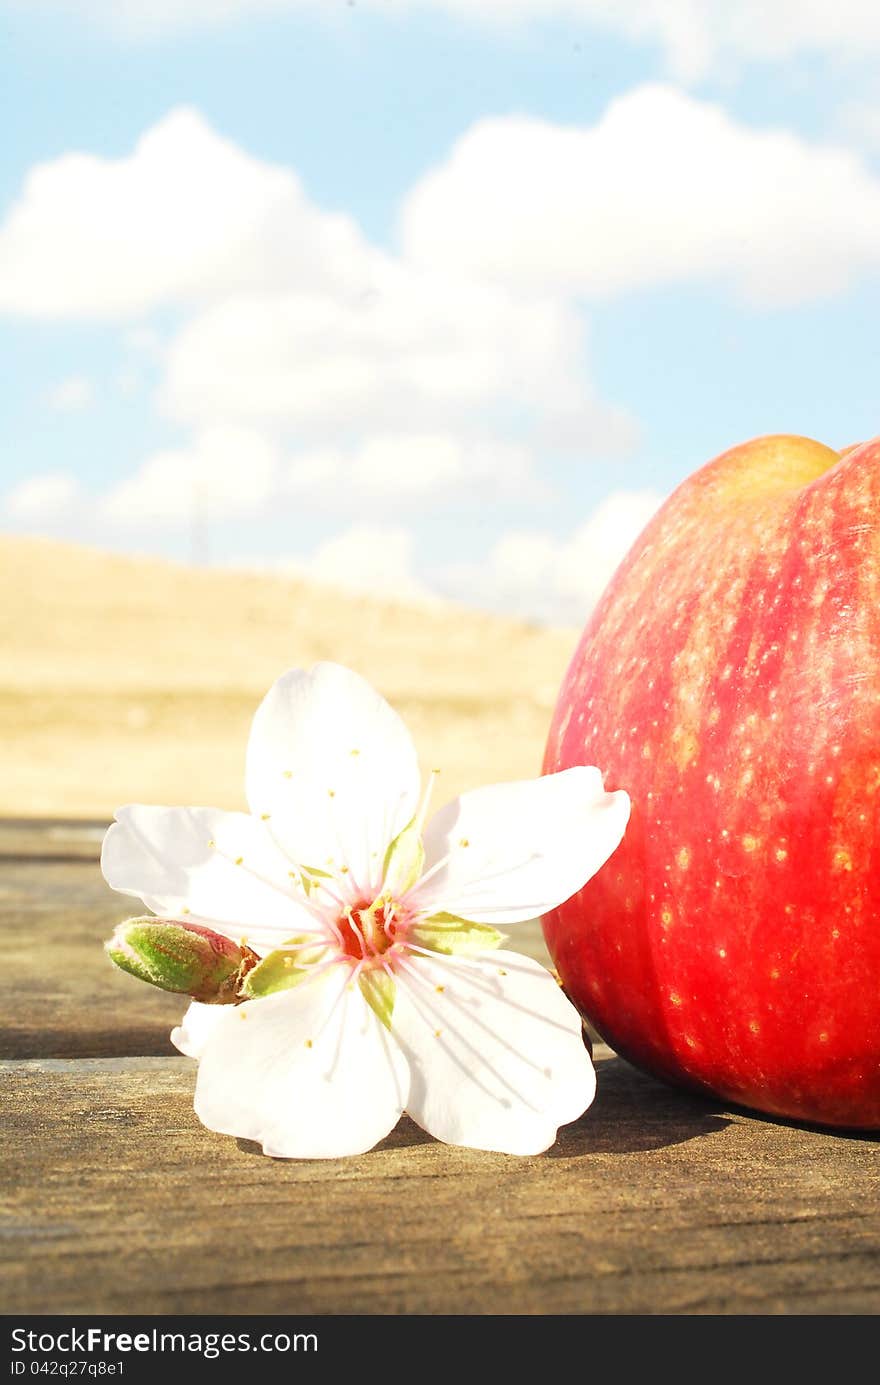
[106,917,259,1004]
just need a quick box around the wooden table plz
[4,820,880,1316]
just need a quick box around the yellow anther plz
[260,813,271,821]
[181,906,190,915]
[207,839,216,848]
[434,1029,443,1038]
[305,1038,313,1049]
[350,748,361,757]
[283,957,293,969]
[283,770,293,779]
[435,984,445,993]
[340,865,349,874]
[239,1009,247,1021]
[498,969,507,976]
[328,789,336,798]
[235,856,244,866]
[459,837,470,848]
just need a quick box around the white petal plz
[393,949,595,1155]
[413,767,630,925]
[193,966,411,1158]
[245,663,420,896]
[101,805,315,952]
[171,1001,226,1058]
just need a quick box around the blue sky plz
[2,1,880,622]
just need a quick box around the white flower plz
[102,663,630,1158]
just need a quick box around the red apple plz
[543,434,880,1128]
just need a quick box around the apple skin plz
[543,434,880,1129]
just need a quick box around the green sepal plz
[238,939,325,999]
[408,912,505,956]
[382,814,425,895]
[359,968,395,1030]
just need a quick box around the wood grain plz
[1,850,184,1058]
[5,820,880,1316]
[4,1049,880,1316]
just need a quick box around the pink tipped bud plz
[105,917,259,1004]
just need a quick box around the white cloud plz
[98,425,550,530]
[836,101,880,153]
[286,433,546,508]
[124,325,163,354]
[4,472,81,520]
[6,0,304,36]
[236,524,440,608]
[402,84,880,307]
[159,271,630,453]
[0,108,634,461]
[23,92,875,326]
[306,525,439,605]
[47,375,93,411]
[241,488,665,621]
[100,426,281,526]
[11,2,880,81]
[442,489,664,624]
[96,426,549,532]
[427,1,880,81]
[0,107,374,319]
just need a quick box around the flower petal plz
[171,1001,227,1058]
[193,967,411,1158]
[413,767,630,925]
[101,805,315,952]
[245,663,421,897]
[392,950,595,1155]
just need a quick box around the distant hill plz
[0,536,579,819]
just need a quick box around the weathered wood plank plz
[1,856,184,1057]
[3,1048,879,1315]
[0,828,551,1059]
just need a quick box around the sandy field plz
[0,536,580,821]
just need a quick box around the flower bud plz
[106,917,259,1004]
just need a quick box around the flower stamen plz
[334,896,410,961]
